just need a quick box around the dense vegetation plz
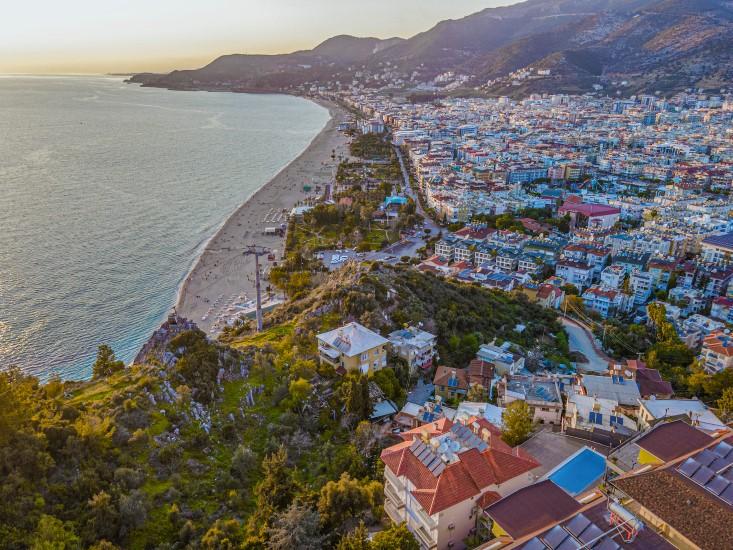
[0,261,561,548]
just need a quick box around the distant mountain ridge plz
[132,0,733,95]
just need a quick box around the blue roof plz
[547,447,606,496]
[384,196,408,206]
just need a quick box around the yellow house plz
[317,322,389,374]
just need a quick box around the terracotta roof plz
[485,480,583,539]
[537,283,563,300]
[467,359,494,387]
[613,469,733,549]
[703,332,733,357]
[636,420,714,462]
[381,417,539,515]
[433,365,469,390]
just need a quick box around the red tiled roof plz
[433,366,469,390]
[380,417,539,515]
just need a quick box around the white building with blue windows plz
[564,393,637,433]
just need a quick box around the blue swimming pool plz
[548,447,606,496]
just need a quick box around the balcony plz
[385,498,404,524]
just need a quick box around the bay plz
[0,75,329,380]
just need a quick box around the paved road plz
[394,146,440,235]
[561,317,611,373]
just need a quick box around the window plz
[361,353,368,361]
[589,411,603,425]
[610,415,624,426]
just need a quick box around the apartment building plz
[381,417,539,550]
[389,326,437,371]
[581,286,631,318]
[700,330,733,374]
[701,232,733,265]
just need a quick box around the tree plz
[86,491,120,542]
[255,446,297,511]
[370,368,405,402]
[266,503,326,550]
[288,378,312,413]
[371,522,419,550]
[337,522,371,550]
[31,515,81,550]
[502,400,533,446]
[353,421,386,458]
[338,373,372,421]
[466,383,487,402]
[231,444,258,483]
[201,519,243,550]
[717,387,733,421]
[318,472,371,530]
[92,344,124,379]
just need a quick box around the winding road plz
[561,317,612,372]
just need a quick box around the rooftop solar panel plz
[416,446,431,462]
[723,468,733,482]
[577,522,604,545]
[709,455,733,473]
[563,514,591,537]
[424,454,441,471]
[719,484,733,506]
[706,475,730,496]
[519,538,547,550]
[695,449,717,467]
[692,465,715,485]
[712,441,733,458]
[678,457,701,478]
[542,525,570,549]
[432,462,446,476]
[556,538,581,550]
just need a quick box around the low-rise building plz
[497,375,563,425]
[316,322,389,374]
[389,326,437,371]
[578,374,641,414]
[433,366,469,402]
[564,393,637,433]
[637,398,727,432]
[476,342,524,376]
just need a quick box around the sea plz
[0,75,329,381]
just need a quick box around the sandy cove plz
[176,98,350,334]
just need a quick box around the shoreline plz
[175,96,350,335]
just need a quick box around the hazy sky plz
[1,0,514,74]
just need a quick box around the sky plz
[1,0,514,74]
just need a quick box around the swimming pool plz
[547,447,607,496]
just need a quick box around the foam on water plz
[0,75,329,380]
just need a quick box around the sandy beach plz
[176,98,350,334]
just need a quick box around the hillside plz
[0,264,563,548]
[132,0,733,95]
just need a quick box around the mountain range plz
[132,0,733,96]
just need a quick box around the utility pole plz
[243,244,271,332]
